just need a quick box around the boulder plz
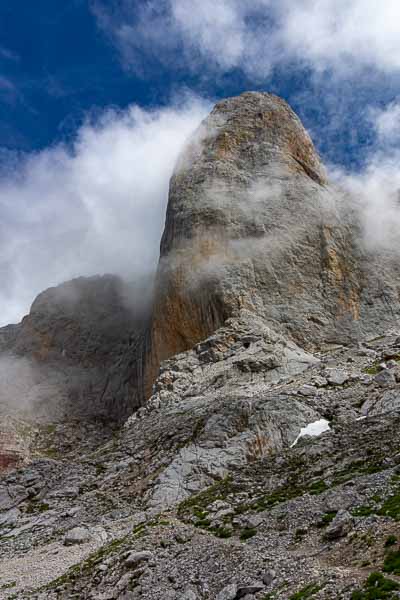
[324,510,353,540]
[64,526,92,546]
[124,550,153,568]
[216,584,238,600]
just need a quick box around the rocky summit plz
[1,92,400,600]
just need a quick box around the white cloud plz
[331,101,400,254]
[372,101,400,144]
[92,0,400,78]
[335,154,400,254]
[279,0,400,74]
[0,95,210,326]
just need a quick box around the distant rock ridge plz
[0,275,152,429]
[1,91,400,430]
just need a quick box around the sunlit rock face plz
[146,91,400,393]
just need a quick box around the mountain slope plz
[1,93,400,599]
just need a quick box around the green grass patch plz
[0,582,16,590]
[289,583,322,599]
[385,536,397,548]
[177,476,241,517]
[212,526,232,539]
[378,492,400,521]
[383,550,400,575]
[317,511,337,528]
[308,480,328,495]
[244,478,329,515]
[240,527,257,541]
[364,364,382,376]
[351,572,400,599]
[352,506,375,517]
[25,501,50,514]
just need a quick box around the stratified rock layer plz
[147,92,400,391]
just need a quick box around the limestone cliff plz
[147,92,400,393]
[2,91,400,426]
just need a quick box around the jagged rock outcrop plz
[147,92,400,394]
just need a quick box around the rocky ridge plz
[1,92,400,599]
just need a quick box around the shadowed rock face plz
[0,275,152,429]
[147,92,400,391]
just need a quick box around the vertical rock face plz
[147,92,400,391]
[1,92,400,422]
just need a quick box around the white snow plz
[290,419,331,448]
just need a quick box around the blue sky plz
[1,0,399,166]
[0,0,400,324]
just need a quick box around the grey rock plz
[117,574,134,591]
[262,570,276,586]
[0,507,19,527]
[180,590,199,600]
[362,390,400,416]
[64,526,92,546]
[386,360,398,369]
[3,92,400,600]
[48,486,79,499]
[240,514,264,529]
[216,583,238,600]
[63,506,82,518]
[213,508,235,520]
[324,510,353,540]
[0,274,152,425]
[313,376,328,387]
[236,582,265,598]
[326,370,349,386]
[374,369,396,388]
[298,385,317,397]
[146,90,400,404]
[124,551,153,568]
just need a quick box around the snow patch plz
[290,419,331,448]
